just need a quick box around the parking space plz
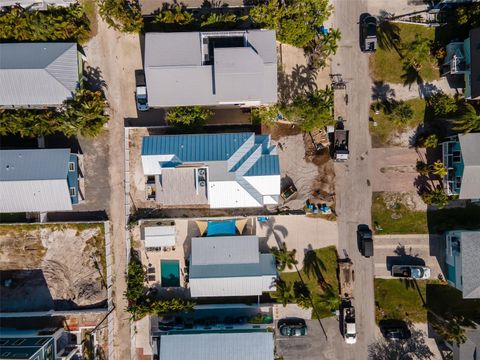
[373,234,445,279]
[275,318,355,360]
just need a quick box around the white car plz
[391,265,431,279]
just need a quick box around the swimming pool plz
[161,260,180,287]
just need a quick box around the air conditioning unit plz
[199,181,206,187]
[198,168,206,176]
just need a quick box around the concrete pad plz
[373,234,445,279]
[255,215,338,270]
[370,147,425,193]
[273,304,312,320]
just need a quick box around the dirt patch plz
[381,191,427,212]
[0,224,107,312]
[273,132,335,211]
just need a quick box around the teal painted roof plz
[142,133,252,162]
[245,155,279,176]
[142,133,280,177]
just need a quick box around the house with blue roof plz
[141,133,280,208]
[0,148,83,213]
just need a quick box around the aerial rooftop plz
[144,30,277,107]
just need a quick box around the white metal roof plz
[0,149,73,212]
[144,225,175,247]
[159,332,274,360]
[189,236,277,297]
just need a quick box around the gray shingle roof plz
[144,30,277,107]
[458,133,480,199]
[0,42,78,107]
[460,231,480,299]
[0,149,73,212]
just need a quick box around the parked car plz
[391,265,431,279]
[278,318,308,337]
[379,320,412,341]
[342,304,357,344]
[357,224,373,257]
[135,69,149,112]
[360,13,378,52]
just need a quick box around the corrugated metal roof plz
[0,149,73,212]
[458,134,480,199]
[141,133,252,162]
[159,332,274,360]
[460,231,480,299]
[245,155,280,176]
[0,149,70,181]
[190,236,259,266]
[0,42,78,106]
[144,30,277,107]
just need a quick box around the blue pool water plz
[161,260,180,287]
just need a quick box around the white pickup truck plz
[135,70,149,112]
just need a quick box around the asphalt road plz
[332,0,375,358]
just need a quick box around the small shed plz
[143,225,176,248]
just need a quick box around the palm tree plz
[317,285,340,312]
[271,243,298,271]
[421,187,449,208]
[452,103,480,133]
[430,160,448,178]
[430,315,467,345]
[391,101,414,124]
[293,281,311,309]
[402,35,432,71]
[303,250,326,287]
[270,279,295,307]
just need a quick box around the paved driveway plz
[275,318,357,360]
[373,234,445,279]
[370,147,425,193]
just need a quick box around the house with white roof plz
[0,148,82,213]
[0,0,76,9]
[188,235,277,297]
[141,133,281,208]
[144,30,277,107]
[0,42,80,108]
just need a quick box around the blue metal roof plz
[142,133,253,162]
[244,155,280,176]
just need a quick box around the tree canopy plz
[98,0,143,33]
[451,103,480,133]
[0,5,91,44]
[0,89,108,138]
[250,0,333,49]
[166,106,213,132]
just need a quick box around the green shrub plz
[250,0,332,49]
[390,101,414,124]
[166,106,213,132]
[0,5,91,44]
[0,90,108,138]
[98,0,143,33]
[428,92,458,117]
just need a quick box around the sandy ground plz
[370,147,425,193]
[385,79,459,102]
[255,215,338,270]
[84,9,142,359]
[0,224,106,312]
[273,132,335,211]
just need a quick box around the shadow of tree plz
[84,65,107,96]
[260,217,289,249]
[377,20,401,54]
[278,64,318,104]
[401,64,424,89]
[368,327,434,360]
[372,81,396,103]
[303,247,327,288]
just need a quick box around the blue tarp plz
[207,220,237,236]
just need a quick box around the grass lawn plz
[375,279,480,324]
[372,192,428,234]
[280,246,339,319]
[372,192,480,234]
[370,98,426,147]
[370,23,440,84]
[375,278,430,323]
